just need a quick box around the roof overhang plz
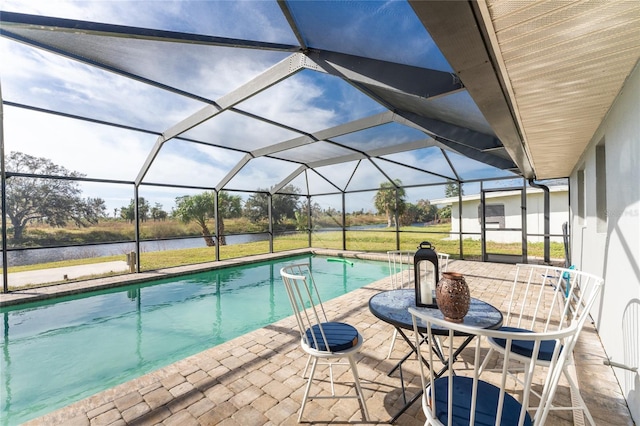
[410,0,640,180]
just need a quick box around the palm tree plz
[374,179,407,227]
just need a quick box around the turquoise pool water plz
[0,254,388,425]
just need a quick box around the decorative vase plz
[436,272,470,323]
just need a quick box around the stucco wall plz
[570,61,640,422]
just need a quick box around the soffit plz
[481,0,640,179]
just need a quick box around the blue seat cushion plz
[304,322,359,352]
[432,376,532,426]
[491,326,560,362]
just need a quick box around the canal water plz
[3,225,389,267]
[3,234,268,267]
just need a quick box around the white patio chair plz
[438,252,450,274]
[280,263,369,422]
[387,250,415,290]
[480,264,604,425]
[409,306,581,426]
[386,250,449,358]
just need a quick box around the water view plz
[5,234,268,267]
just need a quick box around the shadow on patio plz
[25,259,632,426]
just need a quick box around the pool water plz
[0,254,388,426]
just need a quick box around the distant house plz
[431,185,569,243]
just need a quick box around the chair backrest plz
[387,250,414,289]
[438,252,450,277]
[387,251,450,289]
[280,263,332,351]
[503,264,604,335]
[409,307,580,425]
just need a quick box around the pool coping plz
[0,249,389,307]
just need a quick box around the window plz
[595,141,607,233]
[478,203,505,228]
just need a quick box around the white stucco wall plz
[448,187,569,243]
[570,61,640,422]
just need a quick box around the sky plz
[0,0,518,215]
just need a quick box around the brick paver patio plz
[5,254,633,425]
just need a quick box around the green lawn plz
[7,224,565,275]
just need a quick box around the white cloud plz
[239,73,338,132]
[1,0,90,19]
[1,0,296,43]
[3,107,155,178]
[1,0,507,217]
[1,38,205,130]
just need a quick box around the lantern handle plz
[418,241,435,250]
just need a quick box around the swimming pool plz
[0,254,388,425]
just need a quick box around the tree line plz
[373,179,462,227]
[4,152,453,246]
[3,152,305,246]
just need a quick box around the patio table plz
[368,288,503,423]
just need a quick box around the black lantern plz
[414,241,439,307]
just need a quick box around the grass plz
[5,224,566,290]
[11,215,386,247]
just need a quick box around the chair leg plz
[478,347,495,375]
[347,355,370,421]
[299,357,319,422]
[302,354,312,378]
[536,363,597,426]
[386,328,398,359]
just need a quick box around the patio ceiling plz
[1,1,639,197]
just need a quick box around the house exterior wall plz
[570,61,640,422]
[450,188,568,243]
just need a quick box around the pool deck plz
[4,252,634,425]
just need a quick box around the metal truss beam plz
[271,165,307,195]
[365,138,439,157]
[216,154,254,192]
[277,0,307,51]
[393,112,517,170]
[306,153,367,169]
[250,111,393,158]
[225,111,390,193]
[136,53,307,184]
[305,49,463,99]
[0,11,299,52]
[269,137,442,193]
[434,137,517,171]
[408,0,534,178]
[394,112,502,151]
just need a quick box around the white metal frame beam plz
[136,53,308,185]
[220,112,395,192]
[250,111,394,158]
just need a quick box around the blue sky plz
[1,0,514,214]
